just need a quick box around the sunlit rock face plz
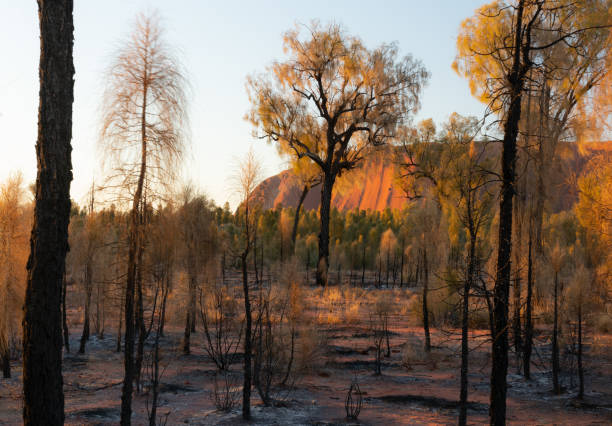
[253,142,611,212]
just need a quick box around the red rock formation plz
[252,142,611,212]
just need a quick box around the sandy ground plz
[1,304,612,425]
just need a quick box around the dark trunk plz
[241,199,253,420]
[116,286,124,353]
[423,249,431,352]
[183,274,196,355]
[121,210,140,425]
[400,238,405,287]
[281,325,296,385]
[523,233,533,379]
[306,248,310,284]
[385,317,391,357]
[512,205,522,368]
[241,251,252,420]
[95,278,103,338]
[120,63,148,426]
[577,301,584,399]
[79,263,92,354]
[460,232,476,426]
[361,240,366,286]
[149,280,166,426]
[552,271,560,395]
[149,328,160,426]
[2,348,10,378]
[62,272,70,352]
[385,249,390,287]
[159,275,169,337]
[221,251,226,284]
[23,2,73,424]
[377,251,382,288]
[491,2,528,423]
[279,213,284,264]
[134,239,146,393]
[317,172,335,286]
[254,224,260,287]
[291,184,310,254]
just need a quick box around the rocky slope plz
[252,142,611,212]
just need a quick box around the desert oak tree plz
[247,22,428,285]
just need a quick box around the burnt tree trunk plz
[399,238,405,287]
[116,286,124,353]
[577,300,584,399]
[23,2,74,424]
[148,279,166,426]
[316,172,335,286]
[552,271,561,395]
[79,263,92,354]
[291,184,310,254]
[422,249,431,352]
[361,240,366,286]
[159,273,170,337]
[459,229,476,426]
[182,273,196,355]
[491,2,531,423]
[120,70,148,426]
[512,202,523,368]
[241,199,253,420]
[241,250,252,420]
[62,272,70,352]
[1,347,9,378]
[523,233,534,379]
[134,230,146,393]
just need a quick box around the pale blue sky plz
[0,0,486,208]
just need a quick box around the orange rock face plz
[252,142,611,212]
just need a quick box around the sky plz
[0,0,487,209]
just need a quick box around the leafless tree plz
[178,185,218,354]
[231,148,263,420]
[99,11,188,426]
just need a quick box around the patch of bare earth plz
[1,302,612,425]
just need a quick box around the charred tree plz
[523,233,534,379]
[422,249,431,352]
[23,1,74,424]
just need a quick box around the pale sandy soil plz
[1,296,611,425]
